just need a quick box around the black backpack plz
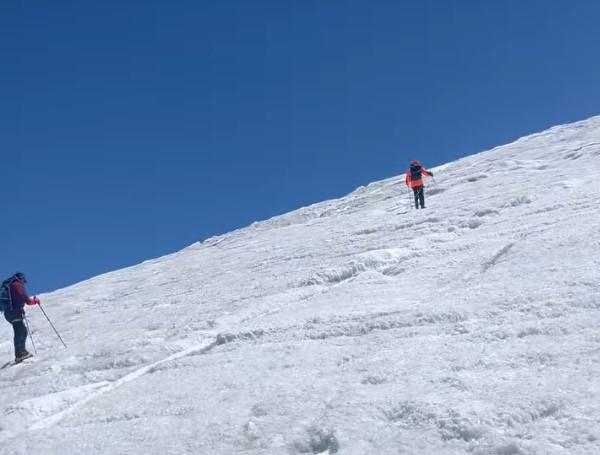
[0,277,14,313]
[410,164,423,181]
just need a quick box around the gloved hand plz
[26,296,40,305]
[429,172,434,177]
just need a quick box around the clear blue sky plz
[2,1,599,293]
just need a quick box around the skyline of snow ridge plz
[1,115,600,454]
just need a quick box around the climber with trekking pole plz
[0,272,40,363]
[1,272,67,365]
[405,160,434,209]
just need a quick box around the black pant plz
[413,186,425,209]
[4,312,28,357]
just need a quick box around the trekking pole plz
[24,312,38,354]
[38,303,67,348]
[407,187,413,210]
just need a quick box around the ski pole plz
[407,187,414,210]
[38,303,67,348]
[24,312,38,354]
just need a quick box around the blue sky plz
[2,0,599,293]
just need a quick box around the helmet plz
[14,272,27,283]
[411,160,420,165]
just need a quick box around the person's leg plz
[418,186,425,208]
[412,188,419,209]
[13,320,28,356]
[4,312,18,358]
[5,312,28,358]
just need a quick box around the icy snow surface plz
[2,117,600,455]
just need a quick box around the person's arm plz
[11,280,29,304]
[11,281,39,308]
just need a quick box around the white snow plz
[2,116,600,455]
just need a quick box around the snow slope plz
[2,117,600,455]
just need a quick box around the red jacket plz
[9,279,30,314]
[405,163,432,189]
